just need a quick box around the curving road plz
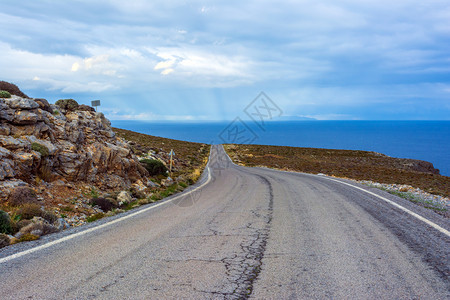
[0,145,449,299]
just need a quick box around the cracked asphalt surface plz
[0,145,449,299]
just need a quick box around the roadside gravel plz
[353,180,449,215]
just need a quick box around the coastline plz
[223,144,449,217]
[110,120,450,177]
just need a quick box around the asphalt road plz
[0,145,449,299]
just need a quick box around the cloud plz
[0,0,449,120]
[149,47,255,85]
[154,53,177,74]
[200,6,212,14]
[0,41,76,80]
[0,42,121,93]
[71,62,80,72]
[71,54,118,76]
[161,69,174,75]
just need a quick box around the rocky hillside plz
[0,95,150,204]
[0,82,211,248]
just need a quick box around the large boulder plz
[6,97,39,110]
[34,98,52,113]
[16,216,58,237]
[12,110,40,125]
[117,191,133,206]
[53,218,70,231]
[0,234,10,248]
[77,104,96,112]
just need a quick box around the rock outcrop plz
[0,95,149,202]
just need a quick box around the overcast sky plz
[1,0,449,120]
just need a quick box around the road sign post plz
[91,100,101,112]
[169,149,175,175]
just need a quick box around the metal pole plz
[169,150,173,175]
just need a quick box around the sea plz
[110,120,450,177]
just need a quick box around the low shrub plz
[13,203,57,224]
[0,210,13,234]
[129,187,146,199]
[156,174,166,181]
[55,99,79,111]
[60,206,73,212]
[17,233,39,242]
[179,182,188,188]
[120,200,139,211]
[31,142,50,157]
[137,198,151,206]
[16,203,42,220]
[0,234,10,248]
[0,81,29,98]
[0,90,11,98]
[86,212,105,222]
[160,184,178,198]
[190,168,201,182]
[89,187,99,199]
[8,186,38,206]
[151,193,162,201]
[9,211,21,223]
[90,198,116,212]
[140,159,168,176]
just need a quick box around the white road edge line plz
[318,176,450,237]
[0,147,214,264]
[222,145,450,238]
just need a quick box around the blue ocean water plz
[111,120,450,177]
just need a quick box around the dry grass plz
[15,233,39,243]
[7,186,39,207]
[224,144,450,198]
[190,168,202,182]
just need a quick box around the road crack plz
[220,173,274,299]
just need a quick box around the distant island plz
[273,115,317,121]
